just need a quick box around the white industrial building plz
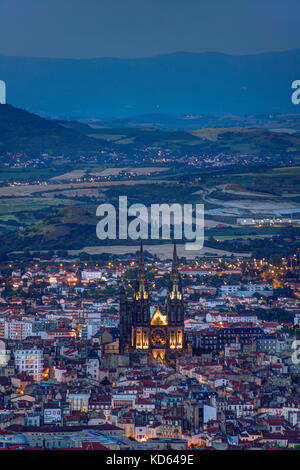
[0,80,6,104]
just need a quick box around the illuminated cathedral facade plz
[119,243,186,366]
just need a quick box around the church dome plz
[9,432,29,446]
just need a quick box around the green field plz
[0,197,85,215]
[206,226,290,237]
[0,163,109,183]
[0,214,20,222]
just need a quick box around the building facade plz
[14,348,44,381]
[120,243,186,366]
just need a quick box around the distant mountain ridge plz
[0,50,300,118]
[87,113,300,131]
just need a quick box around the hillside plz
[83,125,300,158]
[0,206,99,254]
[0,104,299,160]
[0,104,107,156]
[1,50,300,118]
[1,199,299,259]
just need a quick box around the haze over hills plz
[0,50,300,118]
[90,113,300,132]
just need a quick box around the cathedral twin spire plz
[120,242,185,356]
[168,242,182,300]
[134,241,148,300]
[134,241,182,301]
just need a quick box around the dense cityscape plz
[1,0,300,459]
[0,240,299,450]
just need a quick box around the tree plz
[101,377,110,386]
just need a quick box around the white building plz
[226,402,254,418]
[67,391,90,412]
[220,284,272,297]
[0,80,6,104]
[0,320,33,340]
[81,270,103,281]
[14,348,44,381]
[294,313,300,326]
[86,349,100,380]
[54,367,67,382]
[220,285,240,294]
[206,312,258,324]
[203,404,217,424]
[43,405,62,424]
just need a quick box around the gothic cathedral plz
[119,243,186,367]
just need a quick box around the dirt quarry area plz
[200,184,300,216]
[90,167,127,177]
[0,180,161,197]
[50,170,86,181]
[90,167,169,177]
[48,166,169,181]
[41,188,101,198]
[210,198,300,212]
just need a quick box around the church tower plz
[119,285,132,353]
[131,241,151,351]
[165,243,185,364]
[119,242,186,366]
